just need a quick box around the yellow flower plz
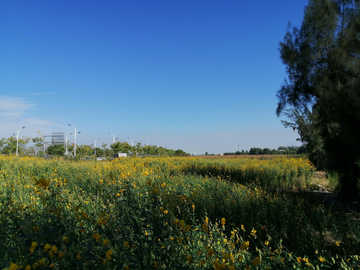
[29,242,37,254]
[187,255,193,263]
[93,232,101,242]
[58,251,64,259]
[207,249,215,257]
[38,258,46,265]
[250,228,257,236]
[9,263,19,270]
[264,241,269,246]
[213,259,226,270]
[253,256,261,266]
[192,204,195,211]
[240,241,249,250]
[25,265,31,270]
[180,219,185,229]
[173,218,180,225]
[103,239,109,247]
[151,188,159,194]
[62,236,68,243]
[43,243,51,252]
[51,245,58,254]
[124,241,130,248]
[221,218,226,226]
[76,254,82,260]
[296,257,302,263]
[335,241,340,246]
[106,249,113,260]
[318,256,326,262]
[222,253,231,261]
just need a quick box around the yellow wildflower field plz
[0,156,358,269]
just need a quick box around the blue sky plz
[0,0,308,154]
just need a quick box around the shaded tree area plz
[277,0,360,198]
[281,109,326,169]
[224,145,306,156]
[46,145,65,156]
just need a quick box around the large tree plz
[281,108,326,169]
[1,136,30,155]
[47,144,65,156]
[277,0,360,198]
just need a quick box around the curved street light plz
[128,137,134,147]
[108,132,116,144]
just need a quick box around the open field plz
[0,156,359,269]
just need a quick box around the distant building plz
[115,152,127,158]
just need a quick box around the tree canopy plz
[277,0,360,198]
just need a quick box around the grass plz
[0,156,359,269]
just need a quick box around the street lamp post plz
[68,124,78,156]
[65,135,70,156]
[43,135,48,156]
[128,137,134,147]
[108,132,116,144]
[94,138,99,157]
[16,126,26,156]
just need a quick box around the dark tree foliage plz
[281,109,326,169]
[46,145,65,156]
[277,0,360,198]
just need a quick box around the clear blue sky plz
[0,0,308,154]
